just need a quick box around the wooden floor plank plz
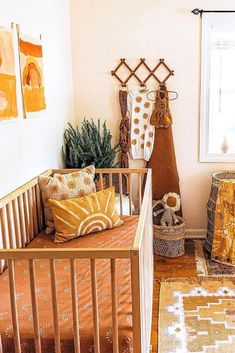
[151,240,197,353]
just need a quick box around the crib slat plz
[0,334,3,353]
[0,207,8,273]
[90,259,100,353]
[23,191,30,244]
[32,186,39,235]
[109,173,113,187]
[129,174,132,215]
[138,173,142,213]
[70,259,81,353]
[36,184,43,230]
[18,194,27,248]
[28,189,35,240]
[50,259,61,353]
[6,203,15,248]
[8,259,21,353]
[118,174,123,216]
[29,259,42,353]
[0,207,8,249]
[12,199,22,248]
[110,259,119,353]
[99,174,104,190]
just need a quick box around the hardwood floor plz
[150,240,197,353]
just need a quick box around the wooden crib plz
[0,168,153,353]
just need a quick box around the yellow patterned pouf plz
[158,279,235,353]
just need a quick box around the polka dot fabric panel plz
[127,90,155,161]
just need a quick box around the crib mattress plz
[0,215,138,353]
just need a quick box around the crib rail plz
[0,170,51,273]
[131,169,153,353]
[0,247,130,259]
[0,168,153,353]
[54,168,147,217]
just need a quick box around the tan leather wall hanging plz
[147,84,182,214]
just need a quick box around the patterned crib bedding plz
[0,216,138,353]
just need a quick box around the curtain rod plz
[192,8,235,16]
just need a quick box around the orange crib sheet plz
[0,216,138,353]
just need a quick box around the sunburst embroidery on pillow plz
[49,187,123,242]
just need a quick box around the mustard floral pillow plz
[48,187,124,243]
[39,165,96,233]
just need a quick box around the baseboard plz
[185,229,207,239]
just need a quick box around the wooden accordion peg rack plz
[111,58,174,87]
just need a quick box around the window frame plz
[200,13,235,162]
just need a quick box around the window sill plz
[199,152,235,163]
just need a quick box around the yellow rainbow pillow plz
[48,187,124,243]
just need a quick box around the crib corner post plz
[130,249,141,353]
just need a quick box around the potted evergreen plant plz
[63,119,121,190]
[63,119,120,169]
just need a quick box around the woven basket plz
[153,217,186,258]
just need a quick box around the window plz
[200,14,235,162]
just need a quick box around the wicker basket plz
[153,217,186,258]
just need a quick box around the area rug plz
[194,240,235,277]
[158,278,235,353]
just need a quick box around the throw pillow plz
[39,165,96,233]
[48,186,124,243]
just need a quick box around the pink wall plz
[70,0,235,230]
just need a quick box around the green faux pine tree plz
[63,119,120,168]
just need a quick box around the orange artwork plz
[0,27,18,120]
[19,33,46,117]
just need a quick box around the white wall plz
[70,0,235,230]
[0,0,74,198]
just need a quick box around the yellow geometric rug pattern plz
[159,279,235,353]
